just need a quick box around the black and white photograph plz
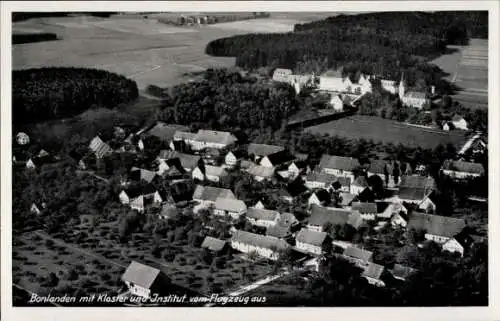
[1,1,499,320]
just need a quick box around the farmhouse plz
[246,207,281,228]
[201,236,227,253]
[399,175,437,192]
[451,115,468,130]
[319,73,372,95]
[89,136,113,159]
[307,205,363,232]
[214,197,247,219]
[367,159,394,187]
[260,150,295,168]
[144,123,189,142]
[192,185,235,211]
[247,143,285,162]
[266,225,292,239]
[272,68,293,83]
[351,176,369,195]
[339,192,356,208]
[308,189,331,207]
[351,202,377,220]
[318,154,360,181]
[304,171,337,190]
[361,262,387,287]
[375,201,407,219]
[245,164,275,182]
[391,211,409,227]
[398,187,437,213]
[190,130,237,151]
[441,160,485,179]
[171,130,196,145]
[344,246,373,262]
[390,264,418,282]
[192,165,227,182]
[230,230,290,260]
[130,167,157,184]
[158,150,202,172]
[224,150,245,167]
[121,261,170,299]
[295,228,329,255]
[407,212,467,255]
[399,75,430,109]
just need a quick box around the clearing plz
[304,115,469,150]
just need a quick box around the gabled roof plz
[247,143,285,157]
[319,155,360,172]
[276,212,298,227]
[353,176,369,187]
[122,185,157,199]
[308,205,353,227]
[266,225,291,239]
[130,167,157,183]
[362,262,385,280]
[121,261,162,289]
[294,152,309,161]
[246,164,275,178]
[405,91,427,99]
[215,197,247,213]
[442,160,485,175]
[339,192,356,207]
[247,207,280,222]
[192,185,235,202]
[452,115,466,122]
[344,246,373,262]
[173,131,196,141]
[226,149,246,159]
[261,150,295,166]
[398,187,430,201]
[310,189,331,204]
[390,264,418,280]
[193,130,237,145]
[201,236,226,252]
[296,228,328,247]
[231,230,289,251]
[399,175,436,190]
[351,202,377,214]
[367,159,391,175]
[89,136,112,158]
[305,171,337,184]
[356,187,375,203]
[158,150,179,160]
[146,123,189,142]
[407,212,466,238]
[159,151,201,170]
[203,165,227,177]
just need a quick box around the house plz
[230,230,290,260]
[356,187,376,203]
[260,150,295,168]
[441,160,485,179]
[121,261,170,299]
[171,130,196,146]
[245,164,275,182]
[25,156,53,170]
[407,212,467,254]
[119,185,162,212]
[442,230,475,256]
[201,236,227,253]
[351,176,369,195]
[295,228,329,255]
[192,185,235,211]
[272,68,293,83]
[284,161,309,179]
[307,205,363,232]
[276,212,299,229]
[308,189,331,207]
[344,245,373,262]
[351,202,377,220]
[247,143,285,162]
[246,207,280,228]
[390,264,418,282]
[458,133,487,156]
[276,188,294,203]
[339,192,356,208]
[214,197,247,219]
[329,94,344,111]
[390,211,409,227]
[224,150,245,167]
[398,187,437,213]
[318,154,360,181]
[130,167,157,184]
[159,203,179,220]
[399,75,430,109]
[318,73,372,95]
[367,159,394,187]
[304,171,337,190]
[157,157,186,176]
[451,115,468,130]
[380,79,398,94]
[254,200,266,209]
[266,225,292,239]
[375,201,407,219]
[158,151,202,173]
[192,165,227,183]
[30,202,46,215]
[399,175,437,191]
[332,176,351,193]
[144,123,189,143]
[190,130,237,151]
[89,136,113,159]
[361,262,387,287]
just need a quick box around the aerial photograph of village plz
[11,10,488,307]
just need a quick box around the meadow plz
[304,115,469,150]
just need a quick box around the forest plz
[205,11,487,90]
[12,68,139,124]
[157,68,299,130]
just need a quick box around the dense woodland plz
[206,11,487,92]
[13,68,138,124]
[158,69,299,130]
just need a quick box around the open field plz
[304,115,469,150]
[430,38,488,110]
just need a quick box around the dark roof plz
[308,205,352,227]
[277,212,298,227]
[353,176,369,187]
[227,149,246,159]
[398,187,430,201]
[339,192,356,206]
[390,264,418,280]
[192,185,234,202]
[231,230,289,251]
[201,236,226,252]
[193,130,237,145]
[399,175,436,190]
[351,202,377,214]
[319,155,360,172]
[362,262,385,280]
[296,228,328,246]
[311,189,331,204]
[28,155,55,167]
[68,150,84,162]
[442,160,485,175]
[367,159,391,175]
[247,207,280,222]
[121,261,162,289]
[247,143,285,157]
[146,123,189,142]
[262,150,295,166]
[122,184,157,199]
[266,225,291,238]
[356,187,375,202]
[130,167,157,183]
[407,212,466,238]
[306,171,337,184]
[344,246,373,262]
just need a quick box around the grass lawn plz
[305,115,469,150]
